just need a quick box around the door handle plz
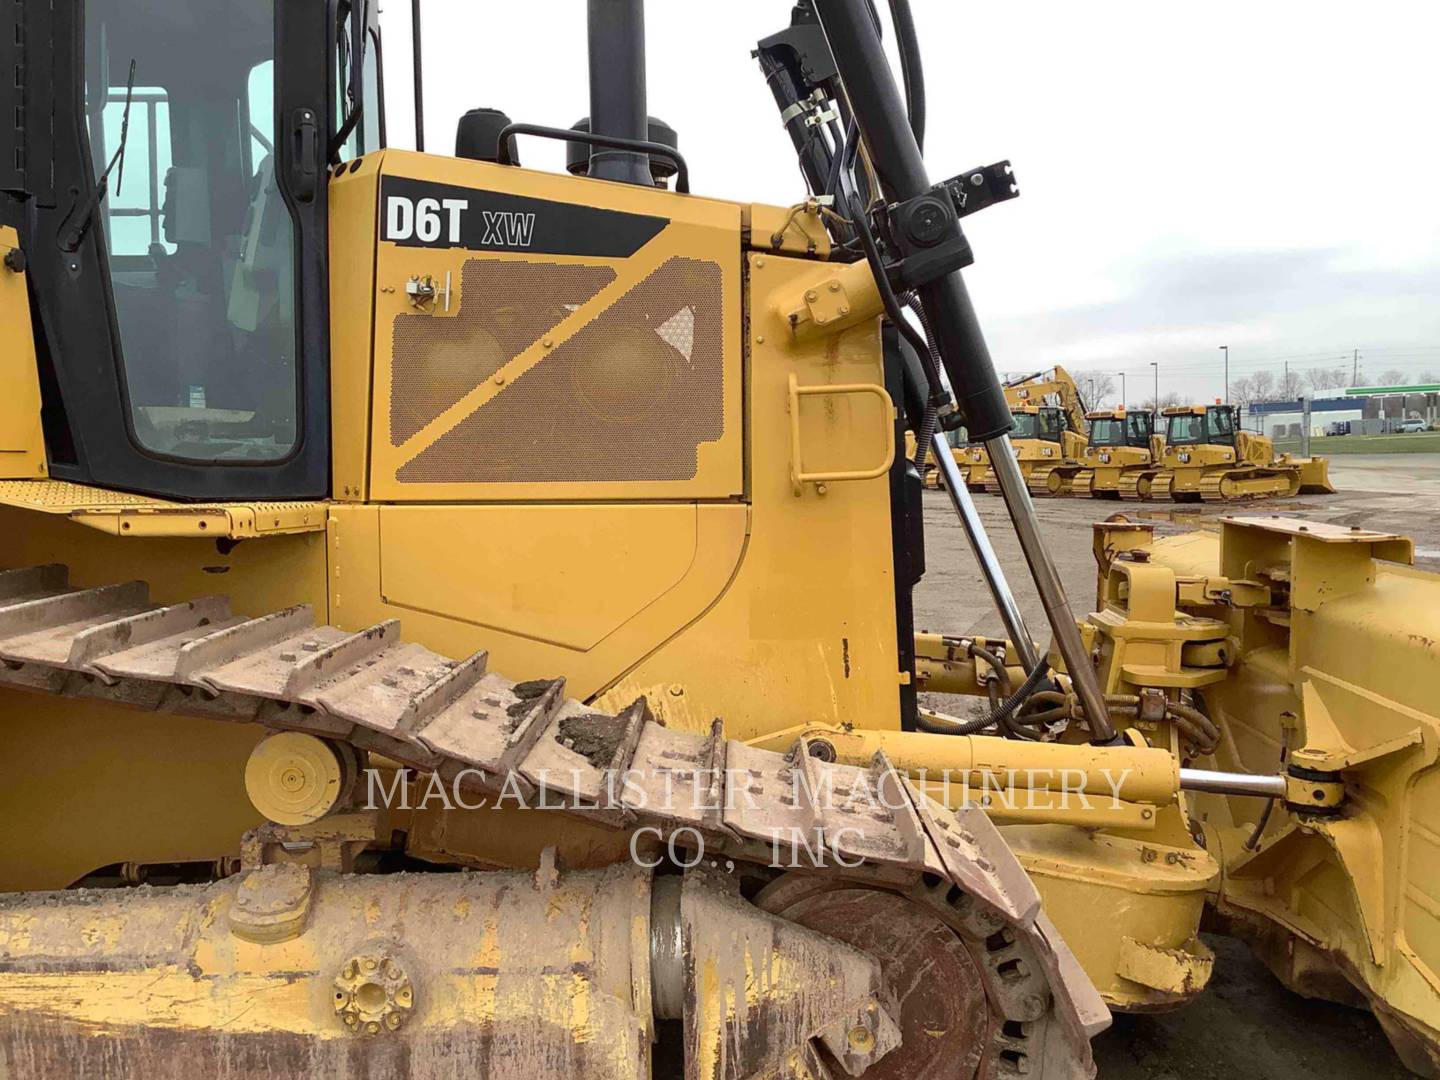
[290,108,320,203]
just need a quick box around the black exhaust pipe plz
[586,0,652,185]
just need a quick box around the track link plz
[1026,465,1057,497]
[1118,470,1160,501]
[0,563,1105,1075]
[1197,466,1298,502]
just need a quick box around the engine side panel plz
[356,151,743,504]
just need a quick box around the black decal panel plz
[379,176,669,257]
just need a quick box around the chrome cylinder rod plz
[984,437,1117,743]
[932,433,1042,673]
[1179,768,1288,799]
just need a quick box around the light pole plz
[1116,371,1126,409]
[1150,361,1158,413]
[1219,345,1229,403]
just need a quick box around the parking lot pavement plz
[1325,452,1440,497]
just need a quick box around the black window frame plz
[1166,410,1235,448]
[1036,407,1064,443]
[1124,411,1154,447]
[5,0,348,501]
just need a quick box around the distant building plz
[1246,385,1439,438]
[1245,397,1362,438]
[1343,384,1440,424]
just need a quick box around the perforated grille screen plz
[389,261,617,445]
[396,257,726,485]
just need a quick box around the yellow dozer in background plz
[957,366,1088,494]
[0,0,1432,1076]
[1153,404,1336,501]
[1070,407,1164,499]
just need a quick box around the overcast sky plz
[378,1,1440,405]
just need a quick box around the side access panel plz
[362,151,743,502]
[329,503,748,702]
[595,254,904,740]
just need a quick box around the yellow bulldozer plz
[0,0,1434,1077]
[1069,407,1164,499]
[954,367,1088,495]
[1152,404,1336,501]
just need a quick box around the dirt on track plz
[911,453,1440,1077]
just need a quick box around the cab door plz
[2,0,347,500]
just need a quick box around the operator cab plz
[1088,410,1155,449]
[1164,405,1237,449]
[1010,406,1064,444]
[6,0,382,499]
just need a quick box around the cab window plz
[1089,418,1124,447]
[1010,412,1039,439]
[1166,414,1206,445]
[86,0,299,463]
[333,5,383,161]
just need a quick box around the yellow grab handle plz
[787,374,896,496]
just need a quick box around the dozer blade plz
[1285,454,1336,494]
[0,564,1108,1077]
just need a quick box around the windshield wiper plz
[61,59,137,253]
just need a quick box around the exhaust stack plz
[586,0,652,185]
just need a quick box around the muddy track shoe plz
[1119,471,1159,501]
[1026,466,1056,497]
[1046,466,1083,497]
[0,564,1107,1078]
[1198,467,1298,502]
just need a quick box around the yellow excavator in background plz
[0,0,1432,1076]
[956,366,1088,494]
[1069,407,1164,499]
[1153,404,1335,501]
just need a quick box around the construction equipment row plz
[918,367,1335,502]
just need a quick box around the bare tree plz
[1278,368,1305,400]
[1381,369,1407,386]
[1304,367,1349,392]
[1071,371,1116,410]
[1139,392,1184,411]
[1421,371,1440,384]
[1230,375,1257,409]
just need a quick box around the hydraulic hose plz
[906,295,952,469]
[1017,693,1222,754]
[918,651,1051,738]
[825,117,858,204]
[913,404,938,471]
[847,193,944,400]
[968,642,1012,694]
[886,0,926,150]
